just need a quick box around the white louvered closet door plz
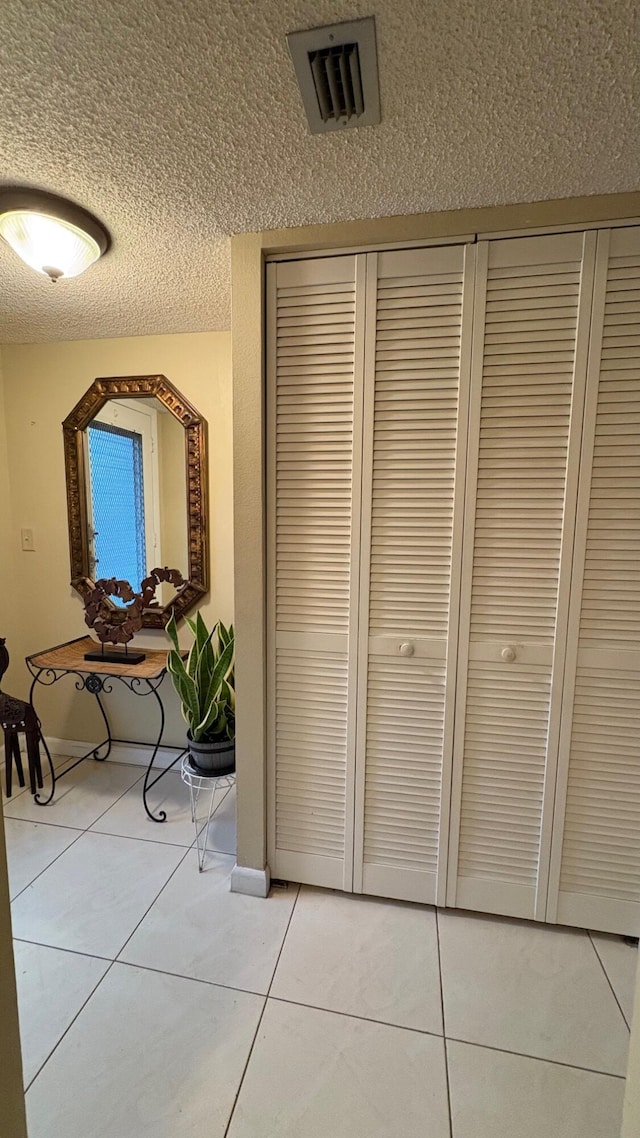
[547,227,640,936]
[353,244,475,905]
[447,232,598,921]
[267,255,366,889]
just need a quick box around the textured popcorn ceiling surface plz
[0,0,638,342]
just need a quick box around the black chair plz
[0,638,44,798]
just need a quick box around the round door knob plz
[399,642,415,657]
[501,646,516,663]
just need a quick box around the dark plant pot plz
[187,732,235,776]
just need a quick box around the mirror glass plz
[84,396,187,609]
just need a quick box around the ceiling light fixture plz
[0,188,109,282]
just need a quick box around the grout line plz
[3,812,85,832]
[114,843,194,962]
[435,908,454,1138]
[186,785,233,858]
[12,770,238,1094]
[72,769,146,830]
[5,763,145,838]
[13,937,113,963]
[9,828,87,904]
[267,994,444,1038]
[446,1036,628,1080]
[222,883,301,1138]
[222,1001,269,1138]
[115,958,266,998]
[2,754,73,807]
[266,883,301,998]
[588,931,631,1030]
[83,828,195,851]
[24,959,117,1093]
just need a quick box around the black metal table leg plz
[141,679,167,822]
[26,650,180,819]
[34,731,57,805]
[28,669,112,805]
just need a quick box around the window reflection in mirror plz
[84,397,187,609]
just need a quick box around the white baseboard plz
[230,864,271,898]
[41,737,186,772]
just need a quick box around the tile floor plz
[3,755,637,1137]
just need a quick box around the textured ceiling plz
[0,0,638,343]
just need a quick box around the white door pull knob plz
[501,646,516,663]
[399,642,415,657]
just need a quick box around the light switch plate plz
[21,527,35,551]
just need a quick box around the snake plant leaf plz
[220,677,236,713]
[190,624,214,682]
[167,654,199,730]
[165,611,180,653]
[195,610,211,655]
[166,612,235,743]
[196,628,216,694]
[194,699,221,740]
[210,639,234,695]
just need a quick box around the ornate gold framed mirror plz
[63,374,208,628]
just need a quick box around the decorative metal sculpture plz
[83,567,186,663]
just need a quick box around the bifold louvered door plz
[352,245,475,904]
[446,232,598,921]
[266,255,366,889]
[267,227,638,932]
[546,227,640,936]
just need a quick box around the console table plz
[26,636,186,823]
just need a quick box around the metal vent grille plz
[288,17,380,134]
[309,44,364,123]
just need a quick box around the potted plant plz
[166,610,235,774]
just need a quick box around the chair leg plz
[3,729,11,798]
[10,732,25,790]
[25,725,43,795]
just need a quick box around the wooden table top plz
[27,636,171,679]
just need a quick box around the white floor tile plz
[26,962,264,1138]
[447,1039,625,1138]
[271,886,443,1033]
[439,911,630,1074]
[90,769,210,846]
[590,932,639,1025]
[227,999,450,1138]
[11,831,184,958]
[4,818,80,900]
[13,941,109,1086]
[121,851,297,994]
[4,760,143,829]
[202,784,236,855]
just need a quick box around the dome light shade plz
[0,189,109,282]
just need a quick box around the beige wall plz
[0,361,18,674]
[0,368,26,1133]
[0,330,233,747]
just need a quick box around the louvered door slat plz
[448,231,597,920]
[549,227,640,936]
[268,255,364,889]
[354,243,475,905]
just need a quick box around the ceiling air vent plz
[287,17,381,135]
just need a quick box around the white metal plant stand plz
[180,752,236,871]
